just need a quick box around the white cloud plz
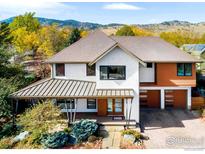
[0,0,75,20]
[103,3,144,10]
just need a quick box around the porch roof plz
[10,78,134,99]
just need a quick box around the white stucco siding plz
[96,47,140,122]
[139,63,155,82]
[61,99,97,113]
[53,63,96,81]
[65,64,96,81]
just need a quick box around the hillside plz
[1,17,205,35]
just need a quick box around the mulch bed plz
[63,139,102,149]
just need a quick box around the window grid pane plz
[87,64,96,76]
[107,98,113,112]
[87,99,96,109]
[56,64,65,76]
[185,63,192,76]
[177,63,185,76]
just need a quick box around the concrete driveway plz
[140,109,205,149]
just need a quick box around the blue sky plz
[0,1,205,24]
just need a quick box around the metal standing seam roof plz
[10,78,134,99]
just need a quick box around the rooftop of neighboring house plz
[181,44,205,55]
[46,30,200,64]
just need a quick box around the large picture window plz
[55,64,65,76]
[100,66,126,80]
[177,63,192,76]
[87,99,96,109]
[86,64,96,76]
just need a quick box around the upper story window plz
[55,64,65,76]
[100,66,126,80]
[86,64,96,76]
[146,63,153,68]
[177,63,192,76]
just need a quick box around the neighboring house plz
[180,44,205,75]
[10,30,200,125]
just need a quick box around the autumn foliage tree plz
[160,30,201,47]
[116,25,135,36]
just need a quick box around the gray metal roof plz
[10,78,134,99]
[181,44,205,55]
[46,30,200,63]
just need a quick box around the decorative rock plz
[123,134,135,143]
[13,131,30,143]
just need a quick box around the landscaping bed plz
[119,129,148,149]
[0,101,102,149]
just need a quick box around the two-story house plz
[10,30,200,124]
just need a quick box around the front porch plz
[62,113,136,126]
[10,78,136,127]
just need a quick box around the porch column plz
[187,87,192,110]
[160,89,165,109]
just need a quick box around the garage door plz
[140,90,160,108]
[165,90,187,109]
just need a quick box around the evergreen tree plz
[67,28,81,46]
[0,22,12,46]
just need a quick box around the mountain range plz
[1,17,205,35]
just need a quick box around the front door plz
[107,98,124,115]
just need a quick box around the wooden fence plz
[191,97,205,109]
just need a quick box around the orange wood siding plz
[173,90,187,109]
[156,63,196,87]
[147,90,160,108]
[191,97,205,109]
[97,99,107,116]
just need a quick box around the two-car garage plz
[140,89,188,109]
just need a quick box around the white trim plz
[160,89,165,109]
[140,86,191,90]
[187,87,192,110]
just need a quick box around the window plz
[107,98,113,112]
[56,64,65,76]
[177,63,192,76]
[115,99,122,113]
[147,63,152,68]
[87,99,96,109]
[86,64,96,76]
[100,66,126,80]
[57,99,75,109]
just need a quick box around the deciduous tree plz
[116,25,135,36]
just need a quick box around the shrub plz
[71,119,98,142]
[18,101,61,133]
[40,131,76,149]
[16,101,62,147]
[0,123,21,139]
[121,129,141,140]
[200,108,205,118]
[0,137,14,149]
[64,127,72,134]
